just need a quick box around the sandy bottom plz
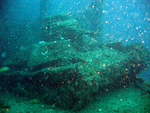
[1,83,150,113]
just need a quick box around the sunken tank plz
[0,13,150,111]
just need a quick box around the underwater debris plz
[1,13,150,111]
[42,12,99,51]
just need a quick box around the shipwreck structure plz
[0,13,150,111]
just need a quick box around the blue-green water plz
[0,0,150,112]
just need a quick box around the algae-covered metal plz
[0,13,149,111]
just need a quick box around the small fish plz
[0,67,10,72]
